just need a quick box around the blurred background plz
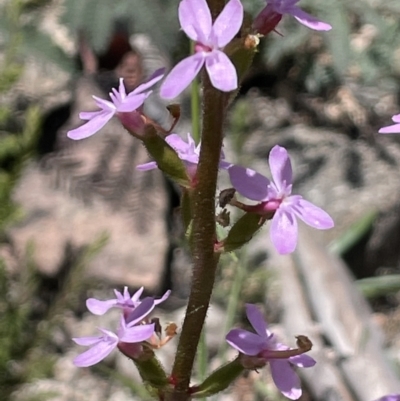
[1,0,400,400]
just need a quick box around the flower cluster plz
[67,0,336,398]
[226,304,316,399]
[73,287,170,367]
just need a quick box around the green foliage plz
[0,0,74,73]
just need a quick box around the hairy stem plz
[164,2,227,399]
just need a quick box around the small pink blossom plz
[254,0,332,35]
[86,286,170,318]
[67,68,164,140]
[160,0,243,99]
[228,145,334,254]
[73,298,155,367]
[226,304,316,400]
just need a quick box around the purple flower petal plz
[67,111,114,140]
[160,53,205,99]
[179,0,212,43]
[287,6,332,31]
[116,93,148,112]
[270,209,298,254]
[289,353,316,368]
[72,336,103,346]
[119,323,155,343]
[126,297,155,325]
[212,0,243,48]
[226,328,266,355]
[130,287,144,303]
[205,50,237,92]
[379,119,400,134]
[268,145,293,195]
[79,110,104,120]
[245,304,268,338]
[292,198,334,229]
[131,68,165,95]
[73,337,118,367]
[270,360,302,400]
[136,161,158,171]
[154,289,171,305]
[228,165,270,201]
[86,299,118,315]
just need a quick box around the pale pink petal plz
[119,323,155,343]
[246,304,268,338]
[79,110,104,120]
[73,339,117,367]
[270,209,298,254]
[379,123,400,134]
[205,50,237,92]
[228,165,270,201]
[179,0,212,43]
[72,336,102,346]
[226,328,266,355]
[287,6,332,31]
[212,0,243,48]
[136,161,158,171]
[130,287,144,303]
[126,297,155,326]
[270,360,302,399]
[289,353,316,368]
[392,114,400,123]
[269,145,293,194]
[131,68,165,95]
[116,93,147,112]
[86,299,118,315]
[155,289,171,305]
[292,198,334,229]
[160,53,205,99]
[67,111,114,140]
[93,96,115,112]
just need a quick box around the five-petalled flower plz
[73,297,156,367]
[379,114,400,134]
[86,286,171,318]
[67,68,164,140]
[253,0,332,36]
[228,145,334,254]
[160,0,243,99]
[226,304,316,400]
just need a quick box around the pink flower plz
[379,114,400,134]
[254,0,332,35]
[73,298,155,367]
[226,304,316,400]
[160,0,243,99]
[86,286,170,317]
[228,145,334,254]
[67,68,164,140]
